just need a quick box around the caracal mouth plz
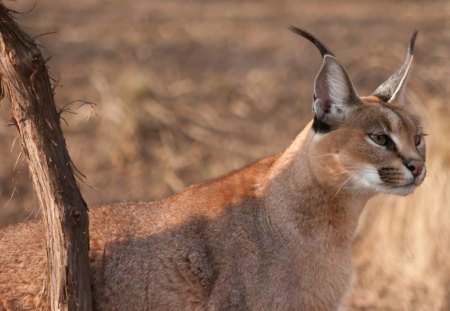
[379,167,426,196]
[354,166,426,196]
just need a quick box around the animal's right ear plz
[312,55,360,130]
[371,31,418,105]
[290,26,361,132]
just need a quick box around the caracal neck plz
[262,120,370,247]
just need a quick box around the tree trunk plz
[0,4,92,311]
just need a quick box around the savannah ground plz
[0,0,449,310]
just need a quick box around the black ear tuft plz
[371,31,418,104]
[408,30,418,55]
[289,26,335,58]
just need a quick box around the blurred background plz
[0,0,448,309]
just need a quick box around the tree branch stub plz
[0,4,92,311]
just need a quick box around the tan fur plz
[0,102,426,310]
[0,30,426,310]
[361,95,382,103]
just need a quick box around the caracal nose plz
[405,159,424,177]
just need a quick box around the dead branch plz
[0,3,92,311]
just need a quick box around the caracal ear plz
[290,26,361,131]
[371,31,418,105]
[312,55,361,127]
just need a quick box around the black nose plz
[405,159,424,177]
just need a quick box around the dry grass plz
[0,0,449,309]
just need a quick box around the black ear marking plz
[371,31,418,104]
[312,115,332,134]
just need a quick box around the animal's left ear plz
[371,31,418,105]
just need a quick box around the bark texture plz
[0,3,92,311]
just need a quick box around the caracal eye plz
[414,135,421,146]
[369,133,389,146]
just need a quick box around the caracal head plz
[291,27,426,196]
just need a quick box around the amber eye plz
[414,135,422,146]
[369,133,389,146]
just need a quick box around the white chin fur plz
[360,180,416,196]
[351,165,424,196]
